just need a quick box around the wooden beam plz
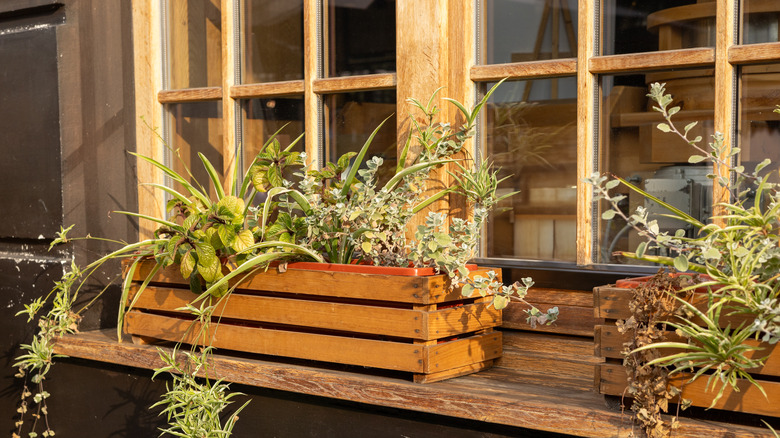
[230,80,306,99]
[157,87,222,103]
[221,0,237,192]
[131,0,164,239]
[713,0,737,219]
[312,73,396,93]
[589,48,714,74]
[470,59,577,82]
[303,0,319,167]
[729,42,780,65]
[575,0,597,265]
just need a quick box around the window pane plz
[168,0,222,89]
[601,0,712,55]
[483,79,577,262]
[742,0,780,44]
[325,0,395,77]
[483,0,577,65]
[242,0,303,83]
[740,64,780,173]
[167,101,224,199]
[598,71,715,264]
[324,90,396,181]
[241,97,305,172]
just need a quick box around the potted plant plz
[12,82,559,436]
[588,83,780,436]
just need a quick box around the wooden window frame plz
[132,0,780,270]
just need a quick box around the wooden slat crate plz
[594,283,780,417]
[123,261,503,383]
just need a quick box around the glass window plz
[167,101,224,198]
[601,0,712,55]
[325,0,396,77]
[241,0,304,83]
[167,0,223,89]
[740,64,780,175]
[241,97,305,171]
[483,79,578,262]
[598,70,715,264]
[323,90,396,181]
[483,0,577,64]
[742,0,780,44]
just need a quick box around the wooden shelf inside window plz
[54,329,772,438]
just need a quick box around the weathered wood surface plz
[597,363,780,418]
[594,283,780,418]
[128,285,500,340]
[129,260,498,305]
[53,330,775,438]
[504,287,598,336]
[124,312,502,376]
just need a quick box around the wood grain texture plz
[230,80,305,98]
[312,73,396,93]
[123,312,501,375]
[132,0,165,238]
[54,330,776,437]
[503,302,595,337]
[598,363,780,418]
[588,48,714,74]
[730,42,780,65]
[220,0,237,194]
[713,0,737,220]
[471,59,577,82]
[575,0,596,265]
[127,284,501,340]
[596,324,780,375]
[303,0,319,166]
[157,87,222,103]
[129,259,499,305]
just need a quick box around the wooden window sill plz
[53,329,770,438]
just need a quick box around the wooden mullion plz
[575,0,597,265]
[713,0,737,219]
[729,42,780,65]
[470,59,577,82]
[221,0,237,193]
[311,73,396,93]
[132,0,165,239]
[588,48,714,74]
[303,0,320,167]
[230,81,306,99]
[157,87,222,103]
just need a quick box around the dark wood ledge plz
[53,330,773,438]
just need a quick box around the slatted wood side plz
[594,284,780,418]
[127,284,501,341]
[497,288,603,392]
[127,260,498,305]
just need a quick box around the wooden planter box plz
[594,279,780,417]
[123,261,503,383]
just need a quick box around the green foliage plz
[587,82,780,432]
[151,347,249,438]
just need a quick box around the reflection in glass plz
[241,97,305,173]
[168,0,222,89]
[740,64,780,179]
[483,0,577,65]
[167,101,224,199]
[242,0,303,83]
[326,0,395,77]
[742,0,780,44]
[324,90,396,182]
[483,79,577,262]
[601,0,710,55]
[599,71,715,264]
